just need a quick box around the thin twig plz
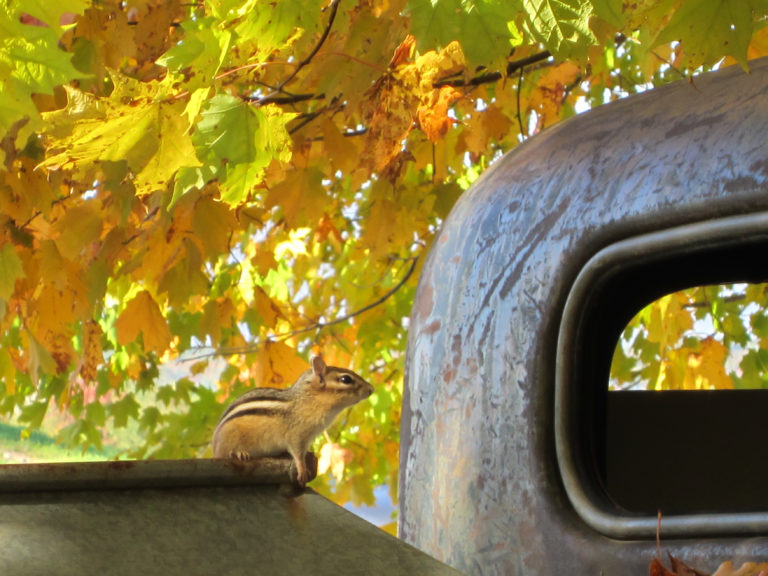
[185,256,419,360]
[266,0,341,98]
[255,92,325,105]
[434,51,551,89]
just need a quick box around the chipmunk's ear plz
[311,356,327,386]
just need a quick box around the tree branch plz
[186,256,419,360]
[434,51,552,88]
[261,0,341,102]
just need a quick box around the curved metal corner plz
[556,212,768,539]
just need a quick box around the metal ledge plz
[0,455,316,492]
[556,211,768,539]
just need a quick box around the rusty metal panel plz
[400,58,768,575]
[0,459,464,575]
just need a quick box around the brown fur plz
[212,357,373,484]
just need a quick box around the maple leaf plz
[0,244,25,301]
[712,561,768,576]
[134,101,201,197]
[78,320,103,385]
[318,442,353,481]
[656,0,756,70]
[418,86,461,143]
[193,96,294,205]
[408,0,518,70]
[115,290,172,354]
[53,202,103,261]
[522,0,598,62]
[254,341,308,387]
[265,167,328,228]
[19,0,88,33]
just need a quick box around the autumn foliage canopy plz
[2,0,768,507]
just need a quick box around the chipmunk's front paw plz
[230,449,251,461]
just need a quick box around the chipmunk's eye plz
[339,374,354,385]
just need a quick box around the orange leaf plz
[253,287,282,329]
[53,202,103,262]
[650,557,677,576]
[265,168,327,229]
[192,196,237,259]
[388,34,415,68]
[115,290,171,354]
[254,341,307,387]
[418,86,461,143]
[712,561,768,576]
[79,320,103,385]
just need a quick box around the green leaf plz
[85,401,107,427]
[590,0,625,29]
[0,77,37,134]
[522,0,598,61]
[0,244,24,301]
[407,0,464,53]
[462,0,524,67]
[408,0,521,69]
[193,95,293,205]
[235,0,323,59]
[19,400,49,428]
[157,18,233,85]
[655,0,756,69]
[19,0,89,32]
[108,395,141,428]
[0,19,84,95]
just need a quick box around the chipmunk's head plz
[297,355,374,405]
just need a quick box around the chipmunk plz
[212,356,374,485]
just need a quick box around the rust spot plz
[106,461,136,472]
[421,320,441,336]
[413,278,434,324]
[451,334,462,367]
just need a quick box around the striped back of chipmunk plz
[215,387,292,428]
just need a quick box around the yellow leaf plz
[24,330,57,384]
[683,337,734,390]
[318,442,352,481]
[192,196,237,259]
[252,249,277,277]
[253,287,282,329]
[527,62,581,125]
[53,202,103,261]
[115,290,171,354]
[254,341,307,387]
[461,105,512,160]
[265,168,327,228]
[364,195,397,262]
[38,240,67,289]
[0,244,25,301]
[712,561,768,576]
[201,297,236,347]
[379,522,398,536]
[320,118,359,175]
[274,227,311,260]
[134,101,201,196]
